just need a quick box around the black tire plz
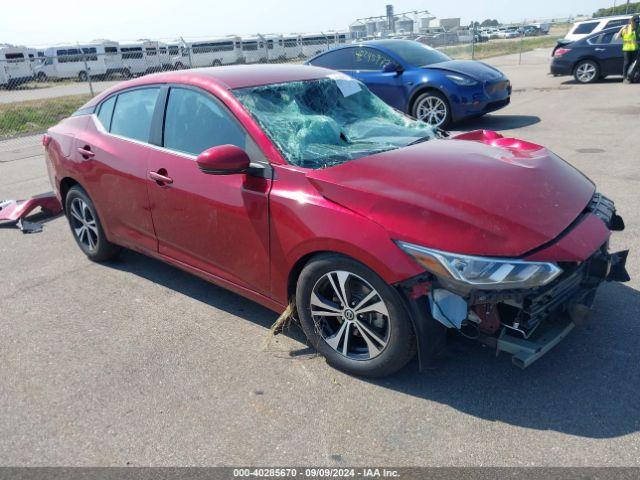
[175,62,185,70]
[296,254,416,377]
[65,186,121,262]
[122,68,132,79]
[212,60,222,67]
[573,59,599,84]
[411,90,452,129]
[78,71,88,82]
[36,71,48,82]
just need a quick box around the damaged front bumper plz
[397,194,630,370]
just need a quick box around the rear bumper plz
[550,59,574,76]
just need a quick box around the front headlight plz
[446,74,479,86]
[397,241,562,290]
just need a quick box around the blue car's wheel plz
[412,91,451,128]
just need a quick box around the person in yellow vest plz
[617,15,639,81]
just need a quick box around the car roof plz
[84,64,335,107]
[576,14,632,24]
[360,39,417,49]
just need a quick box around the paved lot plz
[1,50,639,466]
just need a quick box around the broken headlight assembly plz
[396,241,562,291]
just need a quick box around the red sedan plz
[43,65,629,376]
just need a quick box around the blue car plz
[307,40,512,128]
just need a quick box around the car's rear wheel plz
[296,254,416,377]
[574,60,599,83]
[78,71,88,82]
[412,91,451,128]
[65,186,121,262]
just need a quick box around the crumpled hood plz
[306,131,595,257]
[427,60,505,81]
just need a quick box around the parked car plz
[564,15,631,42]
[552,27,625,83]
[43,65,629,377]
[497,27,520,39]
[520,26,540,37]
[307,39,511,128]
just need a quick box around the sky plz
[1,0,611,46]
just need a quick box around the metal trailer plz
[240,35,268,64]
[118,40,161,76]
[99,40,124,77]
[157,42,172,70]
[299,32,333,58]
[282,34,302,60]
[261,34,286,62]
[166,42,190,70]
[185,36,243,67]
[0,44,35,87]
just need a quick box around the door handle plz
[148,170,173,185]
[77,147,95,158]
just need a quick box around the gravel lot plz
[1,49,639,467]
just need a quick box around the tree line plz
[594,1,640,17]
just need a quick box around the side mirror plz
[196,144,251,175]
[382,62,403,74]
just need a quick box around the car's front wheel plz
[574,60,599,83]
[65,186,121,262]
[411,91,452,128]
[296,254,416,377]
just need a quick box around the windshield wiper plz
[407,136,432,146]
[407,128,449,146]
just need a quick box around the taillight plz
[42,134,51,147]
[554,48,571,58]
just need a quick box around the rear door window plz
[96,95,116,130]
[110,88,160,142]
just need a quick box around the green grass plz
[0,94,90,138]
[440,25,570,60]
[441,36,562,60]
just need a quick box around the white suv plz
[565,15,631,42]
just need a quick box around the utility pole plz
[626,0,631,14]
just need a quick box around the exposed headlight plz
[397,241,562,290]
[446,74,479,86]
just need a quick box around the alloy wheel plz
[69,198,99,251]
[416,95,448,127]
[310,270,391,360]
[576,63,597,83]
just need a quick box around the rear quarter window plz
[573,22,599,35]
[110,88,160,143]
[96,96,116,130]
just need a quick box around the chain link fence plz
[0,22,570,145]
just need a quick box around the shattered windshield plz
[233,75,435,169]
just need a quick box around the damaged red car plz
[43,65,630,377]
